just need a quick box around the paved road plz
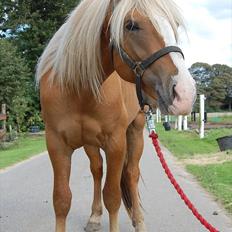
[1,131,232,232]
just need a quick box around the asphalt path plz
[1,131,232,232]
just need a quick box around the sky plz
[174,0,232,67]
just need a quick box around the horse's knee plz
[126,165,140,184]
[103,188,121,214]
[103,172,122,213]
[53,184,72,217]
[103,136,126,214]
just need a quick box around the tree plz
[0,0,79,71]
[190,62,213,89]
[0,39,31,130]
[11,96,29,132]
[207,76,227,110]
[0,0,80,130]
[190,63,232,112]
[0,39,30,106]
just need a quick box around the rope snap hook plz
[145,106,156,134]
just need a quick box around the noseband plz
[111,43,184,110]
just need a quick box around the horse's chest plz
[81,117,105,147]
[62,115,107,149]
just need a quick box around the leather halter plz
[111,42,184,109]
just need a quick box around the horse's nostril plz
[172,84,177,100]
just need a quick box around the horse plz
[36,0,196,231]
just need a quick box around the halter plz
[111,42,184,110]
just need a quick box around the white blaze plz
[155,16,196,115]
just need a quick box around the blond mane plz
[36,0,184,100]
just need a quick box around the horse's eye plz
[125,20,140,31]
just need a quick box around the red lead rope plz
[149,131,219,232]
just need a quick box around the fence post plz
[200,95,205,139]
[174,117,178,129]
[164,115,168,123]
[178,115,183,131]
[156,108,161,123]
[183,116,188,130]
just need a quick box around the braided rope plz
[149,131,219,232]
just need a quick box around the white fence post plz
[156,109,159,123]
[183,116,188,130]
[200,95,205,139]
[178,115,183,131]
[164,115,168,123]
[156,108,161,123]
[174,117,178,129]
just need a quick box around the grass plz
[156,124,232,159]
[165,115,232,124]
[187,162,232,214]
[208,115,232,124]
[156,124,232,214]
[0,135,46,169]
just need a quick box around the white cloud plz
[174,0,232,67]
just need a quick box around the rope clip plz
[145,106,156,134]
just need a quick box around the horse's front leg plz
[84,145,103,232]
[103,131,127,232]
[126,113,147,232]
[46,130,73,232]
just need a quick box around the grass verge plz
[0,135,46,169]
[208,115,232,124]
[187,162,232,214]
[156,124,232,214]
[156,125,232,159]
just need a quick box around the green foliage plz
[0,39,32,131]
[0,39,30,106]
[0,120,3,129]
[27,111,45,130]
[187,162,232,214]
[190,63,232,111]
[11,96,29,132]
[0,0,79,71]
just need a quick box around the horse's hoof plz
[84,222,102,232]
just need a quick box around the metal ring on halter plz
[133,63,145,76]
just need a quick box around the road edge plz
[0,151,48,174]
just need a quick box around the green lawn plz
[155,124,232,214]
[187,162,232,214]
[208,115,232,124]
[0,135,46,169]
[156,125,232,159]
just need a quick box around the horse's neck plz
[100,31,139,113]
[102,72,140,119]
[100,26,116,79]
[100,73,122,101]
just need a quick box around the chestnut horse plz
[36,0,196,231]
